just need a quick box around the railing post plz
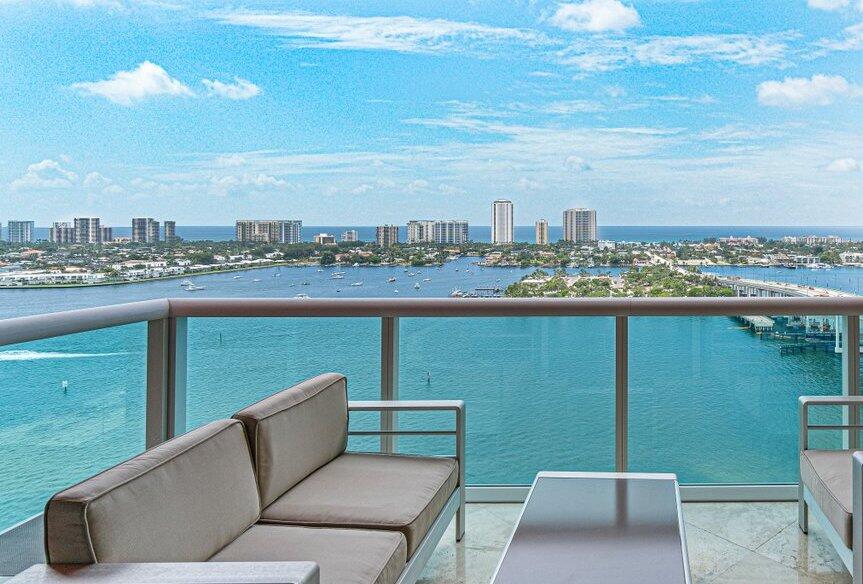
[843,315,861,449]
[380,316,399,453]
[146,317,188,448]
[615,315,629,472]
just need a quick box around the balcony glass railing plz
[629,316,845,483]
[0,297,860,546]
[0,324,147,532]
[400,317,615,484]
[185,317,381,429]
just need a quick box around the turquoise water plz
[0,259,857,530]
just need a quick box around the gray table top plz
[492,472,690,584]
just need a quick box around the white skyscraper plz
[535,219,549,245]
[7,220,34,244]
[562,208,597,243]
[491,200,514,244]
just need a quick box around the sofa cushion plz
[800,449,853,547]
[260,452,458,557]
[44,419,260,564]
[233,373,348,507]
[209,525,406,584]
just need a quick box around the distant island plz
[505,266,735,298]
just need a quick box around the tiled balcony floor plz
[419,502,852,584]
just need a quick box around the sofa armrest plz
[9,562,320,583]
[799,395,863,450]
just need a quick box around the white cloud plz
[816,22,863,52]
[214,154,246,167]
[201,77,261,100]
[211,11,547,55]
[10,159,78,190]
[808,0,849,10]
[71,61,194,106]
[558,33,791,71]
[550,0,641,33]
[565,155,593,171]
[826,157,861,171]
[757,74,862,107]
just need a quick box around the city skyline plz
[0,1,861,226]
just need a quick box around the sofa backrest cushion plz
[44,419,261,564]
[233,373,348,507]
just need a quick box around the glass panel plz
[186,317,380,429]
[0,324,146,532]
[399,317,615,485]
[630,315,843,484]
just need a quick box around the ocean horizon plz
[28,225,863,243]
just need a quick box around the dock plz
[737,315,775,333]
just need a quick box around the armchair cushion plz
[800,449,854,547]
[209,525,406,584]
[44,419,260,564]
[259,452,458,556]
[233,373,349,507]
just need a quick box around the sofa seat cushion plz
[801,449,853,547]
[209,525,406,584]
[260,452,458,557]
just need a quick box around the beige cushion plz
[801,449,854,547]
[233,373,348,507]
[209,525,406,584]
[45,419,260,564]
[260,452,458,557]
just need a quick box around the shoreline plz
[2,260,860,290]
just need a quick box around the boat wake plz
[0,350,129,362]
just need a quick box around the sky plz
[0,0,861,227]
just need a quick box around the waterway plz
[0,259,858,530]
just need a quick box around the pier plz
[736,315,775,333]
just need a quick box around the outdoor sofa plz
[17,373,465,584]
[798,395,863,583]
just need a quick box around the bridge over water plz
[709,274,858,353]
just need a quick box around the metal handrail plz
[0,299,169,347]
[1,296,862,347]
[168,296,863,318]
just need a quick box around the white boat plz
[331,273,345,279]
[353,262,360,267]
[180,280,193,286]
[414,283,421,290]
[273,273,281,278]
[232,275,243,280]
[387,277,397,283]
[450,288,465,298]
[394,289,399,294]
[253,278,262,283]
[351,282,363,287]
[301,281,310,286]
[423,278,431,282]
[294,293,310,299]
[316,269,324,272]
[408,272,416,277]
[184,284,206,291]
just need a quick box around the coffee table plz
[491,471,691,584]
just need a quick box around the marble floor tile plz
[756,521,850,578]
[711,552,850,584]
[683,502,796,551]
[685,524,756,582]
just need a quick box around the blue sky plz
[0,0,861,226]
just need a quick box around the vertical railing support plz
[380,316,399,453]
[615,316,629,472]
[146,317,188,448]
[843,315,861,449]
